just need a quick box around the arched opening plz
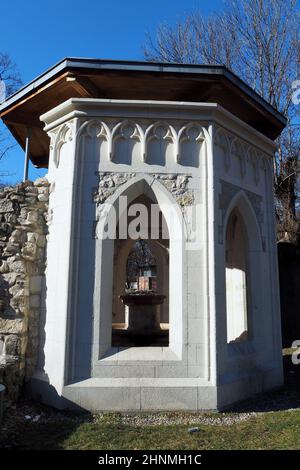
[111,192,170,347]
[225,208,249,343]
[94,175,183,360]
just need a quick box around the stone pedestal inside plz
[120,293,166,334]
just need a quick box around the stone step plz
[62,378,216,412]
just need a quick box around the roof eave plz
[0,57,287,128]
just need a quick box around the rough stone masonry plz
[0,178,49,402]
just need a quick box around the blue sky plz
[0,0,224,183]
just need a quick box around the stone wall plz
[0,178,49,402]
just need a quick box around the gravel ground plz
[94,411,257,427]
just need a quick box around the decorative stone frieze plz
[55,119,207,168]
[93,172,193,207]
[214,125,269,185]
[93,172,136,204]
[152,174,194,206]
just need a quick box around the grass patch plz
[1,350,300,450]
[61,411,300,450]
[1,408,300,450]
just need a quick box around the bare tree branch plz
[0,53,21,179]
[144,0,300,243]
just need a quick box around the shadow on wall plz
[36,277,47,373]
[225,351,300,413]
[278,242,300,348]
[0,275,11,317]
[0,273,23,358]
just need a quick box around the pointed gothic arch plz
[94,175,184,359]
[223,191,262,344]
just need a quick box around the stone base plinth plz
[120,294,166,335]
[29,364,283,412]
[127,304,160,334]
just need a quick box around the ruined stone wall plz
[0,178,49,401]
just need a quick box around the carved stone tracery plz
[218,179,265,250]
[214,125,270,184]
[52,119,207,166]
